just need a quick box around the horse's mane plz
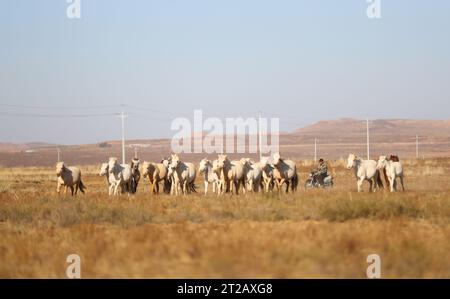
[389,155,400,162]
[353,155,363,162]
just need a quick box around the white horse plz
[99,157,132,195]
[240,158,263,192]
[199,158,219,195]
[168,154,197,195]
[346,154,383,193]
[212,159,226,195]
[216,154,245,195]
[377,155,405,192]
[56,162,86,196]
[272,153,298,192]
[260,157,275,192]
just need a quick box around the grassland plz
[1,158,450,278]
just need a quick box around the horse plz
[168,154,197,195]
[377,155,405,192]
[56,162,86,196]
[212,159,226,195]
[99,157,132,195]
[240,158,263,192]
[216,154,245,195]
[130,158,141,194]
[199,158,220,195]
[381,155,400,186]
[346,154,383,192]
[272,153,298,192]
[260,157,275,192]
[142,161,169,194]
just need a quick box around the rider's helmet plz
[319,158,324,163]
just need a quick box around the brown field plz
[1,158,450,278]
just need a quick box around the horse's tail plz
[376,170,384,189]
[190,183,197,193]
[382,168,389,188]
[291,172,299,192]
[79,180,86,194]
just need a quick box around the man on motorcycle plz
[313,158,328,186]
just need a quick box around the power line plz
[0,112,121,118]
[0,103,121,110]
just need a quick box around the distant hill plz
[287,118,450,143]
[0,142,57,153]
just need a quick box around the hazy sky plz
[1,0,449,144]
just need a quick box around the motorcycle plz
[304,171,334,189]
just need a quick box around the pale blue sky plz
[1,0,449,144]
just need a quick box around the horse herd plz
[55,153,405,196]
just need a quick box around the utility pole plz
[57,148,60,162]
[366,118,370,160]
[134,146,138,159]
[258,112,262,161]
[314,138,317,162]
[119,111,127,165]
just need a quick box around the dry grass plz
[1,158,450,278]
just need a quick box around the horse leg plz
[172,180,176,196]
[157,181,161,194]
[181,180,187,195]
[113,184,118,196]
[216,181,221,195]
[285,180,290,193]
[175,180,179,196]
[267,179,273,192]
[374,172,381,192]
[357,178,364,192]
[70,186,74,196]
[150,181,154,194]
[277,179,284,192]
[235,180,240,195]
[221,179,226,195]
[229,179,234,194]
[170,179,175,195]
[125,182,131,196]
[175,180,180,196]
[74,183,79,195]
[57,183,61,195]
[183,180,188,195]
[389,176,395,192]
[204,181,208,195]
